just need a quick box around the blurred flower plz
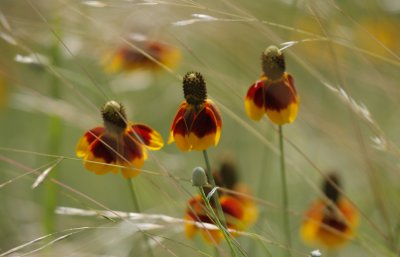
[245,45,299,124]
[184,160,257,243]
[300,173,358,248]
[354,18,400,57]
[76,101,163,178]
[169,72,222,151]
[103,38,181,73]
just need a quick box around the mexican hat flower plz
[76,101,163,178]
[104,38,181,73]
[184,194,247,244]
[300,173,359,248]
[184,162,257,243]
[169,72,222,151]
[245,45,299,125]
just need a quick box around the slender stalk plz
[202,150,227,228]
[199,187,238,257]
[278,125,292,257]
[43,17,63,234]
[127,178,154,257]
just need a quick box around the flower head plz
[300,173,358,248]
[245,45,299,125]
[169,72,222,151]
[104,39,181,73]
[184,161,257,243]
[76,101,164,178]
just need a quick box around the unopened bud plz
[192,167,207,187]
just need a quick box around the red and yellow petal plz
[83,152,119,175]
[264,73,299,125]
[76,127,105,158]
[188,101,222,151]
[301,198,358,248]
[104,41,181,73]
[232,184,258,227]
[168,102,189,142]
[245,78,266,121]
[157,42,181,69]
[184,214,197,239]
[220,196,245,230]
[130,123,164,150]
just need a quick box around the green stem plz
[199,187,238,257]
[43,18,63,234]
[279,125,292,257]
[202,150,227,228]
[127,178,155,257]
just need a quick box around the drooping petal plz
[264,73,299,125]
[104,41,181,73]
[232,184,258,227]
[76,127,105,158]
[119,133,146,178]
[83,152,119,175]
[189,101,221,151]
[130,123,164,150]
[169,102,189,143]
[83,133,119,175]
[245,78,265,121]
[220,196,245,229]
[184,214,197,239]
[300,198,358,248]
[184,195,224,244]
[156,42,181,69]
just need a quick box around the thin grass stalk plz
[43,17,63,234]
[279,125,292,257]
[202,150,227,227]
[127,178,155,257]
[199,187,238,257]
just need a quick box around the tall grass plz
[0,0,400,256]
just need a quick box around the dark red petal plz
[322,215,348,233]
[173,116,189,137]
[221,197,244,219]
[170,102,188,133]
[121,133,143,164]
[285,73,297,95]
[246,80,265,108]
[205,100,222,128]
[189,106,217,138]
[89,134,118,164]
[130,124,152,145]
[264,79,296,111]
[85,127,105,145]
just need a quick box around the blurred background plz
[0,0,400,256]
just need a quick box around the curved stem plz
[279,125,292,257]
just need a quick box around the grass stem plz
[199,187,238,257]
[202,150,227,227]
[279,125,292,257]
[127,178,155,257]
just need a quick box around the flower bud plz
[191,166,207,187]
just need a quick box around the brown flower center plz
[101,100,128,134]
[183,72,207,106]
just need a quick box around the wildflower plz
[184,194,246,244]
[104,38,181,73]
[169,72,222,151]
[184,161,257,243]
[300,173,358,248]
[245,45,299,124]
[76,101,163,178]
